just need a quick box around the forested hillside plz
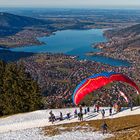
[0,60,42,116]
[0,12,49,37]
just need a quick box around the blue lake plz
[10,29,130,66]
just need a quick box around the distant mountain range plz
[0,12,50,37]
[103,23,140,50]
[105,24,140,38]
[0,12,47,28]
[120,24,140,36]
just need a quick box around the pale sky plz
[0,0,140,8]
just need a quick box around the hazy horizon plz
[0,0,140,9]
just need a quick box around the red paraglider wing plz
[73,72,140,105]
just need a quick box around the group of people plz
[49,102,133,123]
[48,103,134,135]
[49,111,71,123]
[48,106,91,123]
[100,107,113,119]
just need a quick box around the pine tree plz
[0,61,42,116]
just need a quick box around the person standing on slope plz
[109,107,112,116]
[101,109,105,119]
[101,121,108,135]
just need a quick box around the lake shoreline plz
[0,28,130,66]
[0,28,107,49]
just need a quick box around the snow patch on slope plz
[0,127,112,140]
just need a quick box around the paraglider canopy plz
[72,72,140,105]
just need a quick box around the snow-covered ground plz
[0,127,113,140]
[0,106,140,140]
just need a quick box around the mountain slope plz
[0,12,47,28]
[0,106,140,133]
[105,24,140,38]
[0,12,50,37]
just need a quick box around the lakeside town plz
[0,27,51,48]
[18,51,140,108]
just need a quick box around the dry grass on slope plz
[42,115,140,140]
